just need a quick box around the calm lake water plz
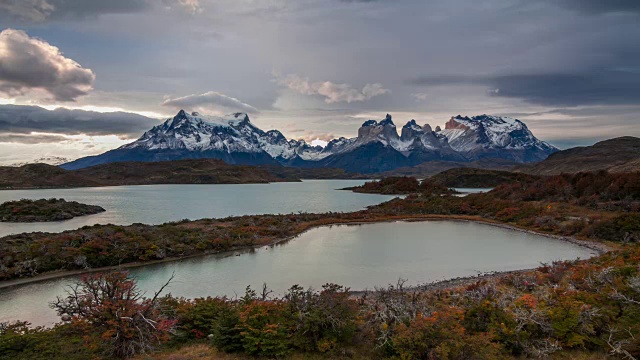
[0,220,595,327]
[0,180,397,237]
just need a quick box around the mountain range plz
[61,110,558,173]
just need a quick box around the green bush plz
[592,214,640,242]
[0,322,92,360]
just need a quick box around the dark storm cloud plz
[0,0,200,22]
[0,105,161,138]
[0,0,149,22]
[489,71,640,106]
[409,70,640,107]
[47,0,150,20]
[552,0,640,15]
[0,29,95,101]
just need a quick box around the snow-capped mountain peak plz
[62,110,558,171]
[438,114,557,162]
[123,110,263,153]
[400,119,425,141]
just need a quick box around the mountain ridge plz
[515,136,640,175]
[61,110,558,173]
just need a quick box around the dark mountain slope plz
[516,137,640,175]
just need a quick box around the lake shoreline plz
[349,267,535,297]
[0,214,612,290]
[0,180,296,192]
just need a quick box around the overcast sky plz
[0,0,639,163]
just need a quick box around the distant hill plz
[0,159,300,189]
[515,137,640,175]
[429,168,539,188]
[377,158,518,178]
[259,166,367,180]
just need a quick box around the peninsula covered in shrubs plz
[0,198,105,222]
[343,176,457,195]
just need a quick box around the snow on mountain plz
[61,110,557,171]
[9,156,70,167]
[119,110,319,160]
[123,111,261,153]
[323,114,456,157]
[438,115,557,162]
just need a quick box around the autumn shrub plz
[50,271,177,359]
[391,307,505,359]
[592,213,640,242]
[235,300,293,357]
[462,300,512,335]
[172,296,243,352]
[284,284,358,353]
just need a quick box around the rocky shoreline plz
[350,268,534,298]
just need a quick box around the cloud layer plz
[276,74,390,103]
[0,29,95,101]
[0,0,204,22]
[0,0,54,22]
[0,0,150,22]
[161,91,258,114]
[0,105,160,139]
[1,0,640,158]
[553,0,640,14]
[409,70,640,107]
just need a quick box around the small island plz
[0,198,105,222]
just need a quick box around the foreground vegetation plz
[2,244,640,359]
[0,198,105,222]
[1,170,639,359]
